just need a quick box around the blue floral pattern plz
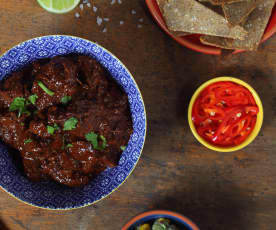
[0,36,146,209]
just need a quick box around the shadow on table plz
[151,181,252,230]
[0,219,9,230]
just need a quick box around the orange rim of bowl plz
[121,210,200,230]
[188,77,263,152]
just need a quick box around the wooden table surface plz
[0,1,276,230]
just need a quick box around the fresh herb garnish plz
[47,126,55,135]
[85,132,107,151]
[20,122,24,126]
[61,95,72,104]
[47,123,59,135]
[66,144,73,148]
[9,97,30,117]
[24,139,32,144]
[53,123,59,130]
[99,135,107,149]
[120,146,126,151]
[63,117,78,131]
[85,132,98,149]
[28,94,38,105]
[38,81,55,96]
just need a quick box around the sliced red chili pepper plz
[197,125,215,141]
[203,105,225,121]
[206,82,236,93]
[215,86,251,106]
[192,81,259,147]
[245,106,259,115]
[212,106,244,144]
[200,91,216,106]
[192,98,208,125]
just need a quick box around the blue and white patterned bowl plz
[0,35,146,210]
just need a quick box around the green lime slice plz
[37,0,81,14]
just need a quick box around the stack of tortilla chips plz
[157,0,275,50]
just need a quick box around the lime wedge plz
[37,0,81,14]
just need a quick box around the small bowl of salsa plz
[188,77,263,152]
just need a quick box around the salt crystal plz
[79,4,84,10]
[120,20,124,25]
[87,3,91,8]
[139,18,143,22]
[131,9,136,14]
[111,0,116,5]
[103,18,110,22]
[75,12,80,18]
[118,0,122,4]
[102,28,107,33]
[97,16,103,26]
[137,24,142,28]
[93,6,98,12]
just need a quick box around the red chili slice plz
[200,91,216,105]
[203,105,225,121]
[212,106,244,144]
[192,98,208,125]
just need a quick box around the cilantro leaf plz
[28,94,38,105]
[99,135,107,149]
[61,95,72,104]
[85,132,98,149]
[9,97,30,117]
[53,123,59,130]
[63,117,78,131]
[38,81,55,96]
[47,123,60,135]
[85,132,107,151]
[120,146,126,151]
[66,144,73,148]
[24,139,32,144]
[47,126,55,135]
[9,97,25,113]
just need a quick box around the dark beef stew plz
[0,55,133,187]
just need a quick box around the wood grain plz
[0,0,276,230]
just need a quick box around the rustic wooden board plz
[0,0,276,230]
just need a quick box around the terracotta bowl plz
[145,0,276,55]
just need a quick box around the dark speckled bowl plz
[0,35,146,210]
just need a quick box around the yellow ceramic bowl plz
[188,76,263,152]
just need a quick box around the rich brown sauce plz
[0,55,133,187]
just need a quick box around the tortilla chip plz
[199,0,225,16]
[156,0,190,36]
[163,0,247,39]
[222,0,261,26]
[208,0,244,5]
[200,36,235,49]
[200,0,275,50]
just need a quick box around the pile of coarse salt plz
[75,0,144,32]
